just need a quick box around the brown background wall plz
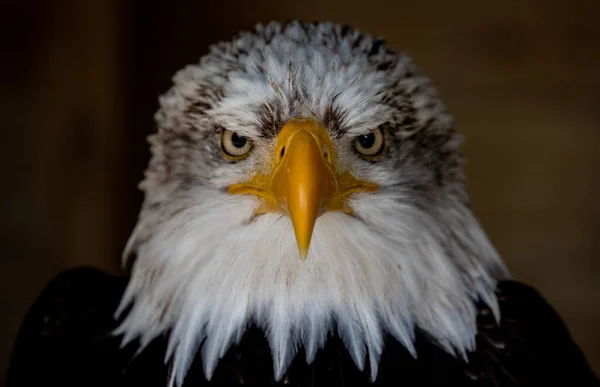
[1,0,599,384]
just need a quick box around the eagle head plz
[115,20,510,386]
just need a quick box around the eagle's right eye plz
[221,129,253,159]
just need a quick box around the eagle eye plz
[354,127,384,158]
[221,128,253,159]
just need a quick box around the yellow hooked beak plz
[227,117,378,259]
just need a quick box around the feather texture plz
[7,267,599,386]
[116,186,508,385]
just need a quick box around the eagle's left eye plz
[354,127,384,158]
[221,129,253,159]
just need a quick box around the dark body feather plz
[6,267,599,387]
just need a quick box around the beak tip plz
[299,248,309,261]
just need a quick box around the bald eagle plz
[7,21,599,387]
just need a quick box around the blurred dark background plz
[1,0,599,384]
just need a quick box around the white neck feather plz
[115,186,509,387]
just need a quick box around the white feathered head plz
[115,20,510,387]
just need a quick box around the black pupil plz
[231,132,247,148]
[358,133,375,148]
